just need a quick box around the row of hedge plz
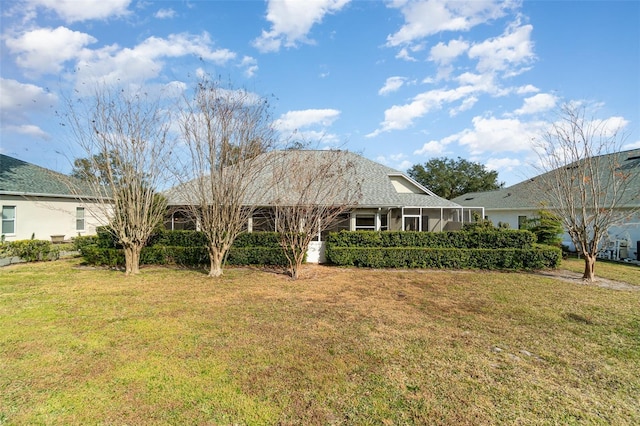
[80,245,290,267]
[78,229,291,267]
[325,245,561,270]
[325,230,536,249]
[91,228,283,250]
[0,239,59,262]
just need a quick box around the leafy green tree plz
[525,210,564,246]
[71,151,124,186]
[407,157,503,199]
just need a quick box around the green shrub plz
[73,235,98,252]
[6,239,59,262]
[326,230,536,250]
[326,246,561,270]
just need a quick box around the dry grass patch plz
[1,259,639,425]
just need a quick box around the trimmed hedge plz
[325,230,559,270]
[2,239,59,262]
[326,230,536,249]
[81,230,290,267]
[326,246,561,270]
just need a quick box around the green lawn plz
[561,257,640,286]
[1,259,639,425]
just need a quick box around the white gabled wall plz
[389,176,423,194]
[1,195,107,241]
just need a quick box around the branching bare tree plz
[532,103,639,281]
[270,150,362,279]
[62,85,172,275]
[173,77,276,277]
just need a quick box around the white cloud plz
[274,109,341,146]
[484,157,521,172]
[623,140,640,150]
[239,56,258,78]
[396,47,418,62]
[24,0,131,23]
[516,84,539,94]
[449,96,478,116]
[468,20,535,76]
[0,78,57,115]
[386,0,516,47]
[155,8,176,19]
[456,115,547,155]
[4,124,51,140]
[378,76,406,96]
[5,26,97,75]
[413,140,446,156]
[368,83,486,137]
[514,93,557,115]
[0,78,57,140]
[253,0,351,53]
[429,38,469,65]
[273,109,341,132]
[74,32,235,88]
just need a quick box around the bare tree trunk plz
[208,246,225,277]
[583,253,596,282]
[124,244,142,275]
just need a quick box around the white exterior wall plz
[486,208,640,261]
[485,209,537,230]
[1,195,107,242]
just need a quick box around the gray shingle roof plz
[166,150,460,209]
[0,154,94,198]
[452,149,640,210]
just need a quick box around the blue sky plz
[1,0,639,186]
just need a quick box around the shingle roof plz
[166,150,460,209]
[452,149,640,210]
[0,154,94,198]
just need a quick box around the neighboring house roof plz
[452,148,640,210]
[166,150,461,209]
[0,154,96,199]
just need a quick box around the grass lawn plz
[1,259,639,425]
[561,257,640,286]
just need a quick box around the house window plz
[76,207,85,231]
[252,209,276,232]
[518,215,527,230]
[355,215,375,231]
[404,216,420,231]
[322,213,350,239]
[2,206,16,235]
[403,208,422,231]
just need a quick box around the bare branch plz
[171,76,276,277]
[61,83,173,275]
[531,103,639,281]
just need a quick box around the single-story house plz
[0,154,107,242]
[452,149,640,261]
[165,150,482,262]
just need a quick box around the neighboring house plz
[453,149,640,261]
[165,150,482,262]
[0,154,107,242]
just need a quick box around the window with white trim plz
[403,208,421,231]
[76,207,85,231]
[2,206,16,235]
[355,215,375,231]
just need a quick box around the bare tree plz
[173,77,276,277]
[62,85,172,275]
[270,150,362,279]
[532,103,639,281]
